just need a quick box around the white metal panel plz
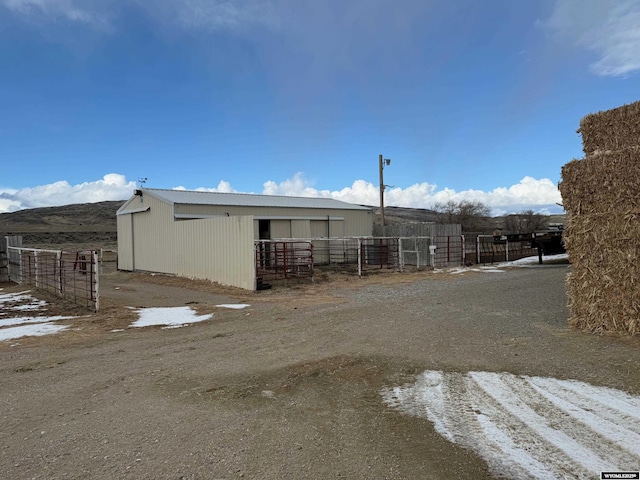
[132,195,175,274]
[174,216,255,290]
[270,220,291,239]
[291,220,311,238]
[329,219,344,238]
[117,214,133,270]
[310,220,328,238]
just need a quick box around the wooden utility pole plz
[379,154,390,226]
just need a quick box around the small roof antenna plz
[137,177,148,188]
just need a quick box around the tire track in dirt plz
[381,371,640,479]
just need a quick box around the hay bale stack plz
[561,149,640,215]
[578,101,640,155]
[563,213,640,334]
[560,101,640,335]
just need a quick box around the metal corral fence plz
[255,240,314,284]
[476,235,537,264]
[433,235,465,267]
[8,247,99,311]
[256,237,403,280]
[258,235,467,281]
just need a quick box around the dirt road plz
[1,262,639,479]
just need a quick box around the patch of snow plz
[130,306,213,328]
[444,254,568,274]
[0,315,74,328]
[0,291,79,341]
[449,267,505,274]
[500,253,568,266]
[381,370,640,479]
[0,323,70,341]
[10,301,48,311]
[215,304,250,309]
[0,291,34,305]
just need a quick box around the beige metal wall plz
[118,196,256,289]
[117,192,179,274]
[131,195,175,273]
[176,203,373,237]
[173,216,255,290]
[329,219,344,237]
[116,214,133,270]
[270,220,291,239]
[291,220,311,238]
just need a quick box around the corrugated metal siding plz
[341,210,373,236]
[145,188,370,211]
[329,220,344,238]
[310,221,328,237]
[132,196,175,273]
[270,220,291,239]
[174,216,255,290]
[117,214,133,270]
[291,220,311,238]
[176,203,367,220]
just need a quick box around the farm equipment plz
[529,224,565,264]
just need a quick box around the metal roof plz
[139,188,372,211]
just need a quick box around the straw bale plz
[566,272,640,335]
[559,148,640,215]
[578,100,640,155]
[563,213,640,335]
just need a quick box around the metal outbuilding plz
[116,188,373,290]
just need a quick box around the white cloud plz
[2,0,281,32]
[258,173,562,214]
[2,0,114,29]
[0,173,563,215]
[0,174,136,212]
[544,0,640,77]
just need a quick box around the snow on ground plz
[444,254,569,275]
[0,323,69,341]
[216,304,250,309]
[0,288,74,341]
[129,306,213,329]
[381,370,640,479]
[0,288,232,339]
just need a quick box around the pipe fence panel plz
[257,234,467,283]
[476,235,537,264]
[399,236,432,269]
[255,241,314,283]
[432,235,464,267]
[8,247,99,311]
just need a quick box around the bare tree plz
[503,210,548,234]
[433,200,491,232]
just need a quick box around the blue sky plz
[1,0,639,215]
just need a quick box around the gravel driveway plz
[1,261,639,479]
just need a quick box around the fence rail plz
[255,241,314,283]
[8,247,99,311]
[476,235,537,264]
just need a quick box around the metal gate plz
[255,241,314,283]
[8,247,99,311]
[432,235,464,267]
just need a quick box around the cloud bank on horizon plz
[0,173,563,216]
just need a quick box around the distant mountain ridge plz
[0,200,565,235]
[0,201,123,232]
